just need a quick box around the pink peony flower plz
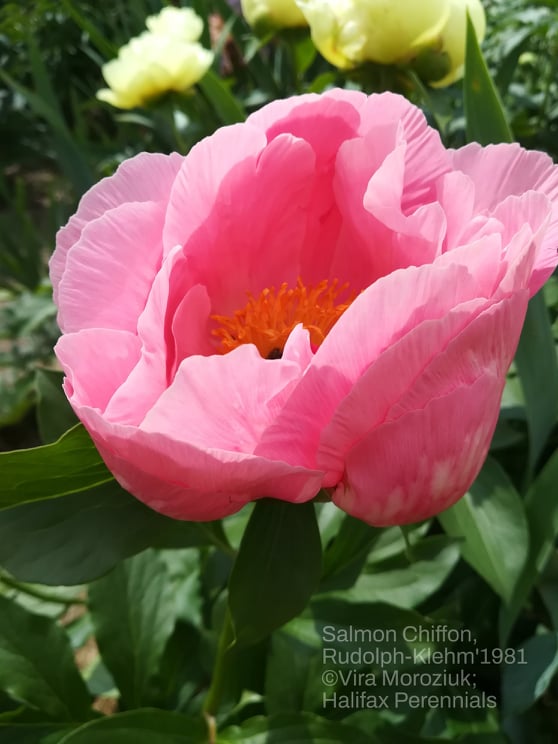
[51,90,558,526]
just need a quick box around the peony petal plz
[358,92,450,209]
[333,374,503,526]
[51,152,182,301]
[453,142,558,294]
[247,88,366,146]
[163,129,316,311]
[55,329,141,412]
[255,253,502,470]
[141,344,303,452]
[102,243,187,425]
[74,406,323,521]
[56,201,165,334]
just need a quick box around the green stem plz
[196,523,237,558]
[0,572,86,606]
[203,606,235,739]
[400,526,415,563]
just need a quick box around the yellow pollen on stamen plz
[211,277,355,358]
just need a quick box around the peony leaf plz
[0,596,91,721]
[219,712,372,743]
[0,481,218,585]
[34,369,78,445]
[438,458,529,603]
[197,70,246,125]
[88,550,180,709]
[57,709,206,743]
[333,536,461,609]
[228,499,322,646]
[502,633,558,716]
[500,448,558,642]
[514,291,558,481]
[463,12,513,145]
[0,425,113,511]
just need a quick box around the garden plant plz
[1,0,558,742]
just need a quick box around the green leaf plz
[321,515,381,585]
[500,448,558,641]
[438,458,529,603]
[88,550,179,708]
[219,713,373,743]
[198,70,246,125]
[514,292,558,480]
[57,709,206,743]
[35,369,78,444]
[335,537,460,609]
[464,12,513,145]
[502,633,558,716]
[0,481,214,585]
[0,596,91,720]
[228,499,322,646]
[0,724,71,743]
[0,425,113,511]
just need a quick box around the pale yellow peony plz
[145,5,204,41]
[428,0,486,87]
[294,0,451,69]
[241,0,307,33]
[97,7,213,110]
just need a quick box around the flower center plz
[211,278,354,358]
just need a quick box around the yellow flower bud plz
[428,0,486,87]
[97,32,213,110]
[241,0,307,34]
[145,6,204,42]
[295,0,450,69]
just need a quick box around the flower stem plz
[0,572,86,606]
[400,525,415,562]
[203,605,235,740]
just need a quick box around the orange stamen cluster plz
[211,278,354,358]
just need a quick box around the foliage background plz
[1,0,558,742]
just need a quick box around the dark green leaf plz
[219,713,373,743]
[0,724,71,743]
[321,515,380,586]
[502,633,558,715]
[334,537,460,609]
[464,13,513,145]
[500,448,558,641]
[0,425,112,511]
[438,458,529,602]
[515,292,558,480]
[229,499,322,646]
[88,550,179,708]
[0,481,213,585]
[58,709,206,743]
[0,596,91,720]
[35,369,78,444]
[198,70,246,125]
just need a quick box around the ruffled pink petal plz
[51,152,182,301]
[453,143,558,294]
[255,250,502,470]
[358,92,451,210]
[163,130,317,313]
[75,406,323,521]
[56,201,165,334]
[248,90,368,286]
[333,375,503,526]
[316,297,494,483]
[55,329,141,412]
[140,344,304,452]
[101,243,186,425]
[247,88,366,148]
